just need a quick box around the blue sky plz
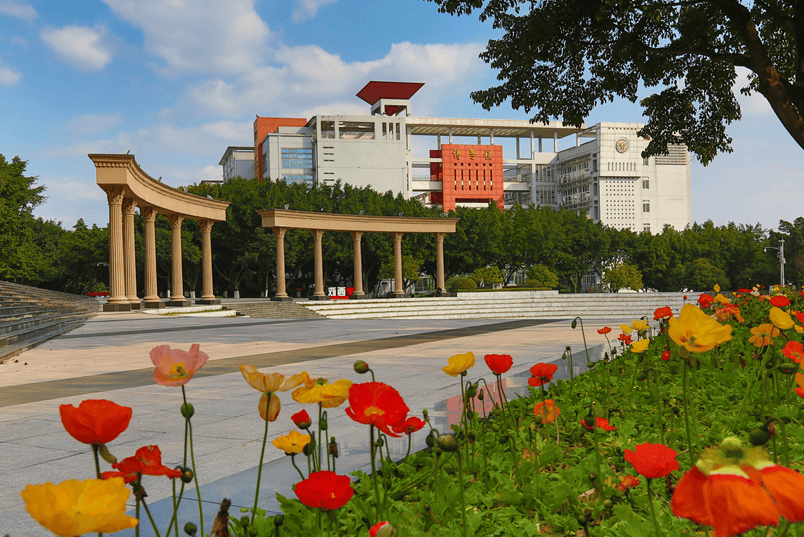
[1,0,802,231]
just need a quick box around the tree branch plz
[645,45,751,67]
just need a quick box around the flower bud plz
[320,416,328,431]
[499,435,509,444]
[181,403,195,419]
[425,430,436,448]
[636,370,648,381]
[604,499,613,509]
[375,437,384,447]
[98,444,117,465]
[422,408,429,419]
[184,522,197,536]
[477,389,484,401]
[329,437,339,459]
[584,415,595,428]
[779,363,798,375]
[571,320,578,329]
[353,360,370,374]
[465,384,477,398]
[749,427,770,446]
[248,526,258,537]
[240,516,250,526]
[437,433,459,452]
[176,466,194,483]
[534,414,543,425]
[370,521,398,537]
[274,514,284,527]
[460,370,468,377]
[588,473,597,482]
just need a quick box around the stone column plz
[167,214,190,307]
[392,232,404,298]
[122,197,140,309]
[435,232,446,294]
[141,207,161,307]
[271,227,291,301]
[104,187,130,311]
[197,219,220,305]
[350,231,365,299]
[310,229,328,300]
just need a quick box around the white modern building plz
[218,146,255,181]
[226,82,691,232]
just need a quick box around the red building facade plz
[429,144,504,211]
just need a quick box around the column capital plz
[168,214,184,229]
[199,219,214,234]
[312,229,325,241]
[106,186,125,206]
[141,206,157,223]
[434,232,446,244]
[122,197,138,216]
[350,231,364,241]
[392,232,404,244]
[273,227,287,239]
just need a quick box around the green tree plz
[602,263,644,292]
[428,0,804,162]
[470,266,502,288]
[525,264,558,289]
[682,258,731,291]
[58,219,109,294]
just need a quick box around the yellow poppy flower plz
[630,339,650,353]
[292,376,353,408]
[258,392,281,421]
[631,319,650,331]
[748,323,780,347]
[21,478,138,537]
[795,324,804,334]
[442,351,476,377]
[770,307,795,330]
[713,283,721,293]
[620,324,633,334]
[667,304,733,353]
[272,430,311,455]
[713,293,731,305]
[239,365,308,393]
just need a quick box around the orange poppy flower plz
[528,363,558,387]
[748,324,780,347]
[102,445,182,483]
[782,341,804,363]
[239,365,308,393]
[597,326,612,335]
[59,399,132,446]
[294,471,354,510]
[617,333,633,345]
[698,293,714,307]
[581,417,616,431]
[533,399,560,424]
[617,475,640,491]
[770,295,791,308]
[625,443,679,479]
[149,344,209,387]
[391,416,427,435]
[653,306,673,320]
[483,354,513,375]
[345,382,410,437]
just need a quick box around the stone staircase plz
[301,290,689,320]
[225,300,325,320]
[0,281,101,362]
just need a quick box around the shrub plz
[525,264,558,289]
[602,262,643,292]
[447,277,477,292]
[470,266,502,288]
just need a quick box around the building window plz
[281,148,313,169]
[282,174,314,184]
[642,179,649,189]
[643,224,650,233]
[643,201,650,213]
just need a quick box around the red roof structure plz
[356,81,424,105]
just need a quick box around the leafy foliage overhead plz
[427,0,804,164]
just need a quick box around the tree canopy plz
[427,0,804,164]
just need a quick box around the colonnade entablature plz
[257,209,458,300]
[90,154,230,311]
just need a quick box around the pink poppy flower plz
[149,344,209,387]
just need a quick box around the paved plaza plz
[0,310,627,537]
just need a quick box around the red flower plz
[391,416,426,435]
[60,399,132,445]
[739,288,753,294]
[528,363,558,387]
[625,443,679,479]
[291,409,312,429]
[533,399,560,424]
[294,471,354,510]
[770,296,791,308]
[581,417,616,431]
[796,387,804,398]
[370,521,396,537]
[654,306,674,320]
[661,350,670,361]
[597,326,612,335]
[683,295,688,300]
[782,341,804,364]
[617,333,633,345]
[617,475,641,491]
[484,354,513,375]
[698,294,714,307]
[794,311,804,324]
[102,445,182,483]
[345,382,410,437]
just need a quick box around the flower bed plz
[19,286,804,537]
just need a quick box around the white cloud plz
[186,41,487,118]
[64,113,123,136]
[733,67,773,118]
[102,0,270,76]
[0,59,21,85]
[41,25,113,71]
[0,0,36,22]
[292,0,338,22]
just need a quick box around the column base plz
[166,299,192,307]
[128,302,142,310]
[103,303,132,312]
[143,300,163,309]
[271,296,294,302]
[195,299,221,305]
[390,293,409,299]
[349,293,366,299]
[309,295,330,301]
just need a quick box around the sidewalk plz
[0,312,624,537]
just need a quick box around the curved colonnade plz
[90,154,230,311]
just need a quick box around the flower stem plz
[183,386,204,537]
[646,478,665,537]
[369,425,383,521]
[251,392,272,524]
[141,497,163,537]
[291,454,305,480]
[455,446,469,537]
[91,444,102,479]
[682,360,696,467]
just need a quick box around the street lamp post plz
[764,239,786,288]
